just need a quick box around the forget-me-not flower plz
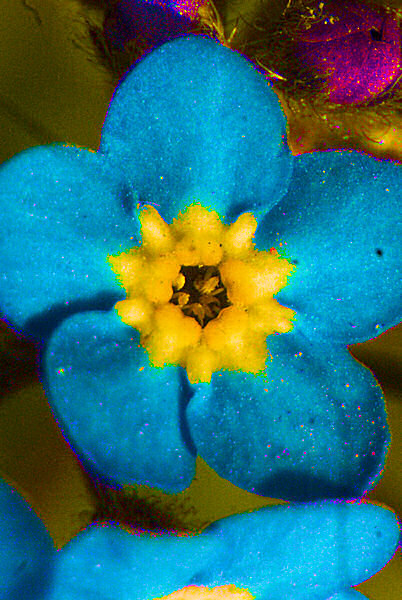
[0,36,400,499]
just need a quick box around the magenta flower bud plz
[104,0,202,51]
[294,0,401,104]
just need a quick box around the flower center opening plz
[109,203,295,384]
[170,265,231,327]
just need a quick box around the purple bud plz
[293,0,401,104]
[104,0,201,51]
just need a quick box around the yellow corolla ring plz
[156,584,254,600]
[109,203,295,384]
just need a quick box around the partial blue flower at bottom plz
[0,477,400,600]
[0,36,400,499]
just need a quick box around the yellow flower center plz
[109,204,295,384]
[155,584,254,600]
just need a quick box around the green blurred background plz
[0,1,400,598]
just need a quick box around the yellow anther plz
[173,272,186,291]
[174,291,190,307]
[195,274,220,295]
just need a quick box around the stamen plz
[170,266,231,327]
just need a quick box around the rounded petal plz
[100,35,293,223]
[45,501,399,600]
[326,591,370,600]
[201,501,400,599]
[187,331,389,500]
[44,310,196,492]
[0,144,139,337]
[0,477,54,599]
[47,521,220,600]
[255,150,401,345]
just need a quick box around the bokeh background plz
[0,1,400,598]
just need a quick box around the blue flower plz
[0,478,54,598]
[0,36,400,499]
[0,476,399,600]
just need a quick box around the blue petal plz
[254,150,401,344]
[44,310,196,492]
[100,36,293,223]
[0,477,55,599]
[45,501,399,599]
[326,591,370,600]
[187,331,389,500]
[201,501,399,599]
[47,521,220,600]
[0,144,138,337]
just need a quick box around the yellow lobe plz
[115,297,153,334]
[175,236,224,267]
[203,306,249,352]
[172,204,225,266]
[141,256,181,304]
[223,212,257,258]
[147,304,202,367]
[247,300,295,335]
[199,238,224,265]
[219,252,292,306]
[203,306,266,374]
[172,203,224,239]
[140,205,174,255]
[185,342,219,384]
[108,251,146,290]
